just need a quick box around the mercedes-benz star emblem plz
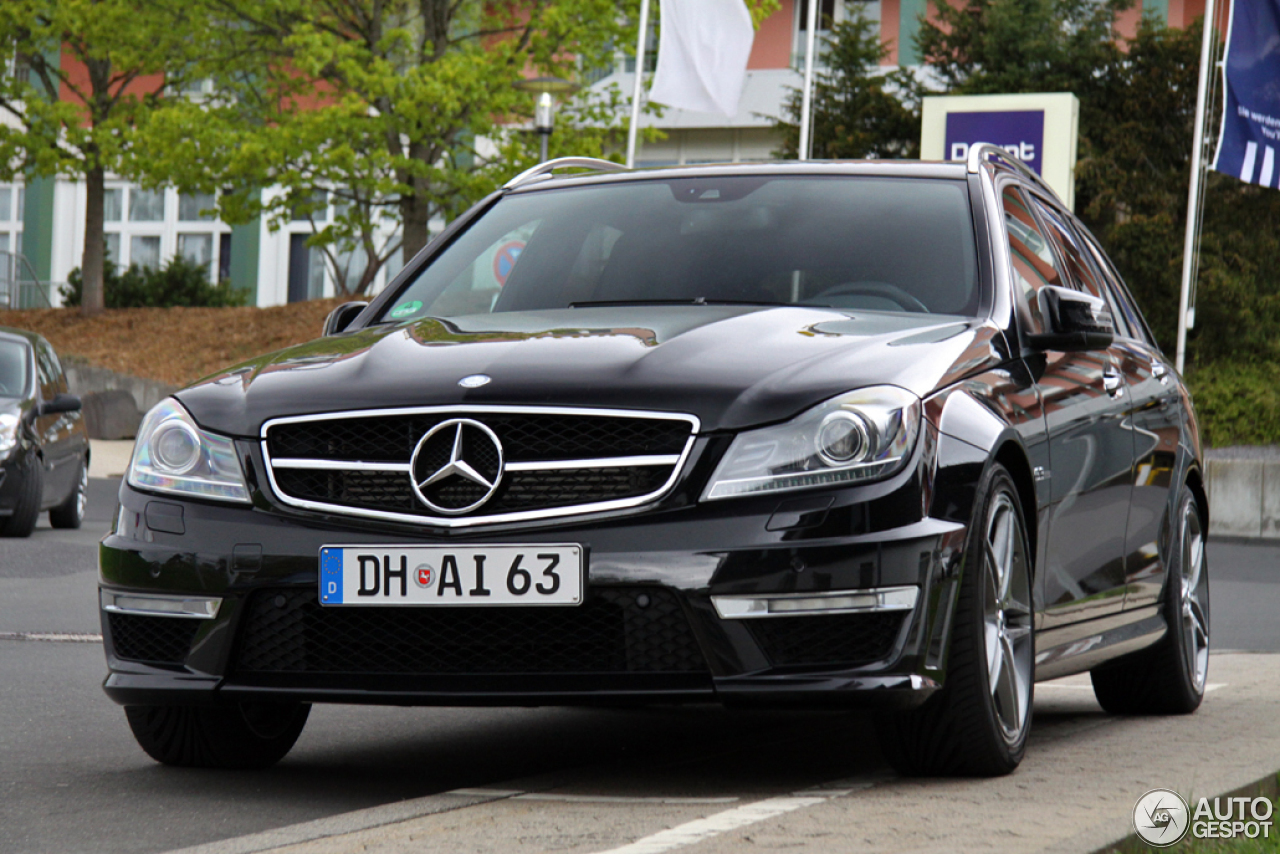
[410,418,504,515]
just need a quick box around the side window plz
[1077,227,1156,347]
[34,342,58,402]
[1001,185,1065,334]
[1030,199,1132,339]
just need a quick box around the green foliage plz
[138,0,777,298]
[1188,361,1280,448]
[773,12,923,159]
[60,256,249,309]
[919,3,1280,443]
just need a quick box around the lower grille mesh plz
[108,613,199,664]
[748,612,906,667]
[234,587,708,675]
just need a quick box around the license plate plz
[318,544,583,606]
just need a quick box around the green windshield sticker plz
[390,300,423,318]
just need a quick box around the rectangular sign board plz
[922,93,1079,209]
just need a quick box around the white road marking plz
[0,631,102,643]
[446,788,739,805]
[593,777,883,854]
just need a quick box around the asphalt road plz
[0,479,1277,854]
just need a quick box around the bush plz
[60,255,249,308]
[1187,361,1280,448]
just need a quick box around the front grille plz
[268,413,691,463]
[108,613,199,664]
[748,612,906,667]
[264,408,696,524]
[234,587,709,676]
[274,466,672,516]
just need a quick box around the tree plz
[0,1,202,314]
[773,11,922,160]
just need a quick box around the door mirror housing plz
[40,392,82,416]
[323,301,368,336]
[1025,285,1115,352]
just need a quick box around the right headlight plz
[702,386,921,501]
[128,399,250,503]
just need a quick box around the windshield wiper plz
[569,298,815,308]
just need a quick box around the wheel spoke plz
[994,635,1022,730]
[986,621,1004,687]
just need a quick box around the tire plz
[0,458,42,538]
[124,702,311,769]
[1091,488,1208,715]
[49,456,87,529]
[876,463,1035,776]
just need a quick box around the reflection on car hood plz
[177,306,1008,436]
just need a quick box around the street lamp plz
[513,76,580,163]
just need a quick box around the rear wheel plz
[0,459,41,538]
[124,702,311,769]
[1091,488,1208,715]
[876,463,1034,776]
[49,457,87,529]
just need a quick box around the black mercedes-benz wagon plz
[100,148,1209,776]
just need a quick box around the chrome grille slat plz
[261,406,699,528]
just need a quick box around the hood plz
[177,306,1009,436]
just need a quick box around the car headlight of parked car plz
[0,411,18,456]
[128,399,250,503]
[702,385,922,500]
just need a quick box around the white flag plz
[647,0,755,118]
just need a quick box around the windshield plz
[379,175,981,322]
[0,339,29,398]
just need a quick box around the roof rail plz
[503,157,628,191]
[965,143,1059,201]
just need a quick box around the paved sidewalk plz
[162,653,1280,854]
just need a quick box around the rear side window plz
[0,340,29,398]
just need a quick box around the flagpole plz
[626,0,652,169]
[797,0,820,160]
[1176,0,1219,375]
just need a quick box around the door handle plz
[1151,361,1171,384]
[1103,370,1123,396]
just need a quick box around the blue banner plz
[1213,0,1280,187]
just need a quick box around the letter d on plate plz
[321,548,344,604]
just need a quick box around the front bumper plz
[100,446,969,710]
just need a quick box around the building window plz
[130,235,161,270]
[130,188,165,222]
[0,187,11,222]
[178,233,213,275]
[104,233,120,265]
[179,192,216,222]
[103,188,124,222]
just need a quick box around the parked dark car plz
[99,149,1209,776]
[0,327,89,536]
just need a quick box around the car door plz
[1075,229,1183,612]
[1001,184,1131,627]
[32,339,76,504]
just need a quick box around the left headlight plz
[0,412,18,455]
[702,385,922,501]
[128,399,250,503]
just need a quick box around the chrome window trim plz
[260,405,700,529]
[712,585,919,620]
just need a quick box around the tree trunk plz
[400,190,431,261]
[81,164,106,315]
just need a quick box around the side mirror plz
[40,392,82,416]
[323,301,368,337]
[1025,285,1115,352]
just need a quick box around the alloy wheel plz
[982,491,1034,744]
[1179,498,1210,693]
